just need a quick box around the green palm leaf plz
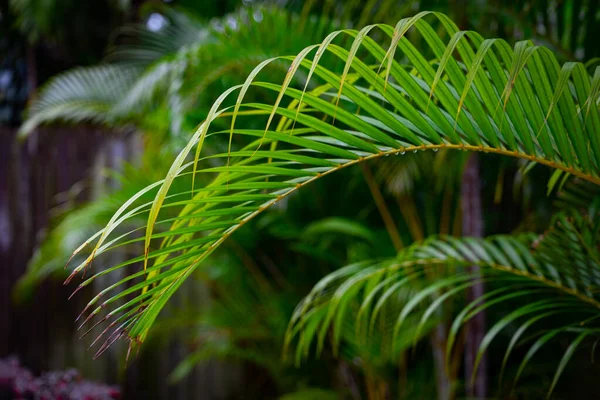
[65,12,600,360]
[288,201,600,397]
[19,65,142,137]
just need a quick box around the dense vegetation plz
[5,0,600,399]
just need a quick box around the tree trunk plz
[461,155,487,399]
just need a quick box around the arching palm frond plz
[18,65,141,137]
[287,200,600,398]
[65,12,600,361]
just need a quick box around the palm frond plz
[66,12,600,360]
[287,202,600,397]
[19,65,141,137]
[554,177,600,210]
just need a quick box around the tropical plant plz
[289,197,600,398]
[13,0,600,396]
[47,8,600,398]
